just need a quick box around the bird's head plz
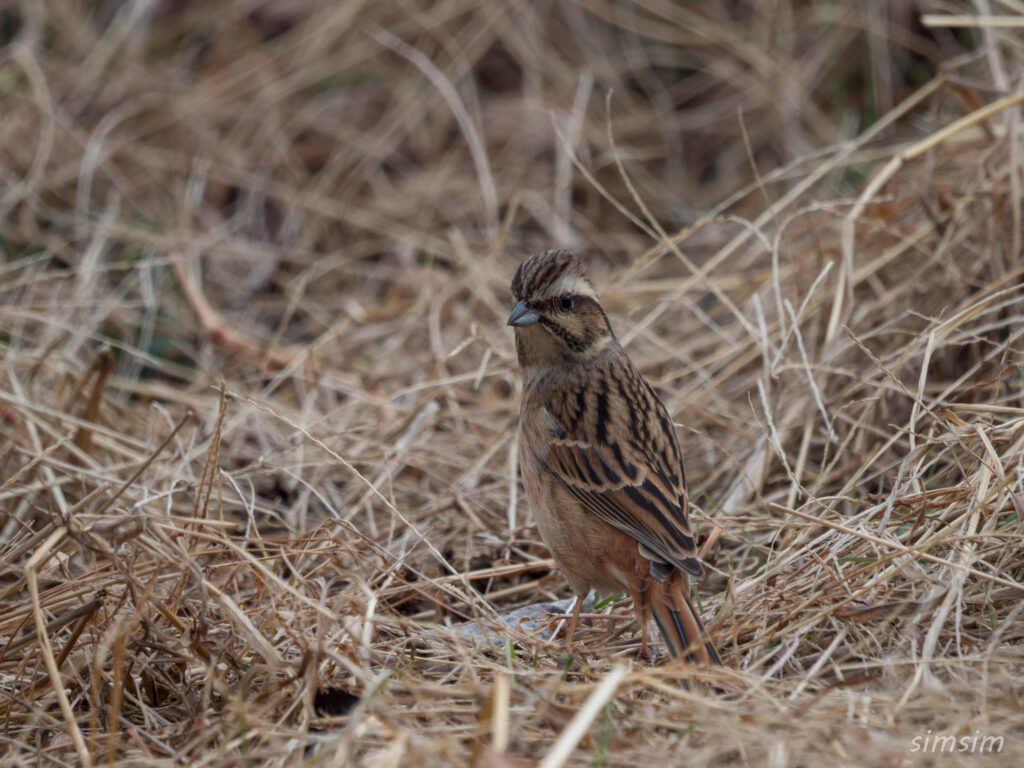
[508,250,614,368]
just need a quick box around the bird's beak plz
[507,299,540,327]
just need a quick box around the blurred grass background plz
[2,2,1023,766]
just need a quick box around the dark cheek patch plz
[536,295,611,353]
[540,317,588,351]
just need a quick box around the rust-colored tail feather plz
[649,576,720,665]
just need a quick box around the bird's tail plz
[649,575,720,665]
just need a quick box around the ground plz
[1,2,1023,766]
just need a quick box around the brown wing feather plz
[542,356,702,577]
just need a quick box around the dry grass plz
[2,1,1024,766]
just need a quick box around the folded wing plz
[543,359,702,578]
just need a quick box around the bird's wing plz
[543,359,702,577]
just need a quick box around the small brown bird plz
[509,249,719,664]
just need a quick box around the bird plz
[508,249,719,665]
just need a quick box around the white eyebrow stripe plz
[551,274,596,298]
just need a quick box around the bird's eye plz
[559,294,574,311]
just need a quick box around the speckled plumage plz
[510,249,719,664]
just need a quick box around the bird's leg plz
[563,594,583,651]
[632,579,656,663]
